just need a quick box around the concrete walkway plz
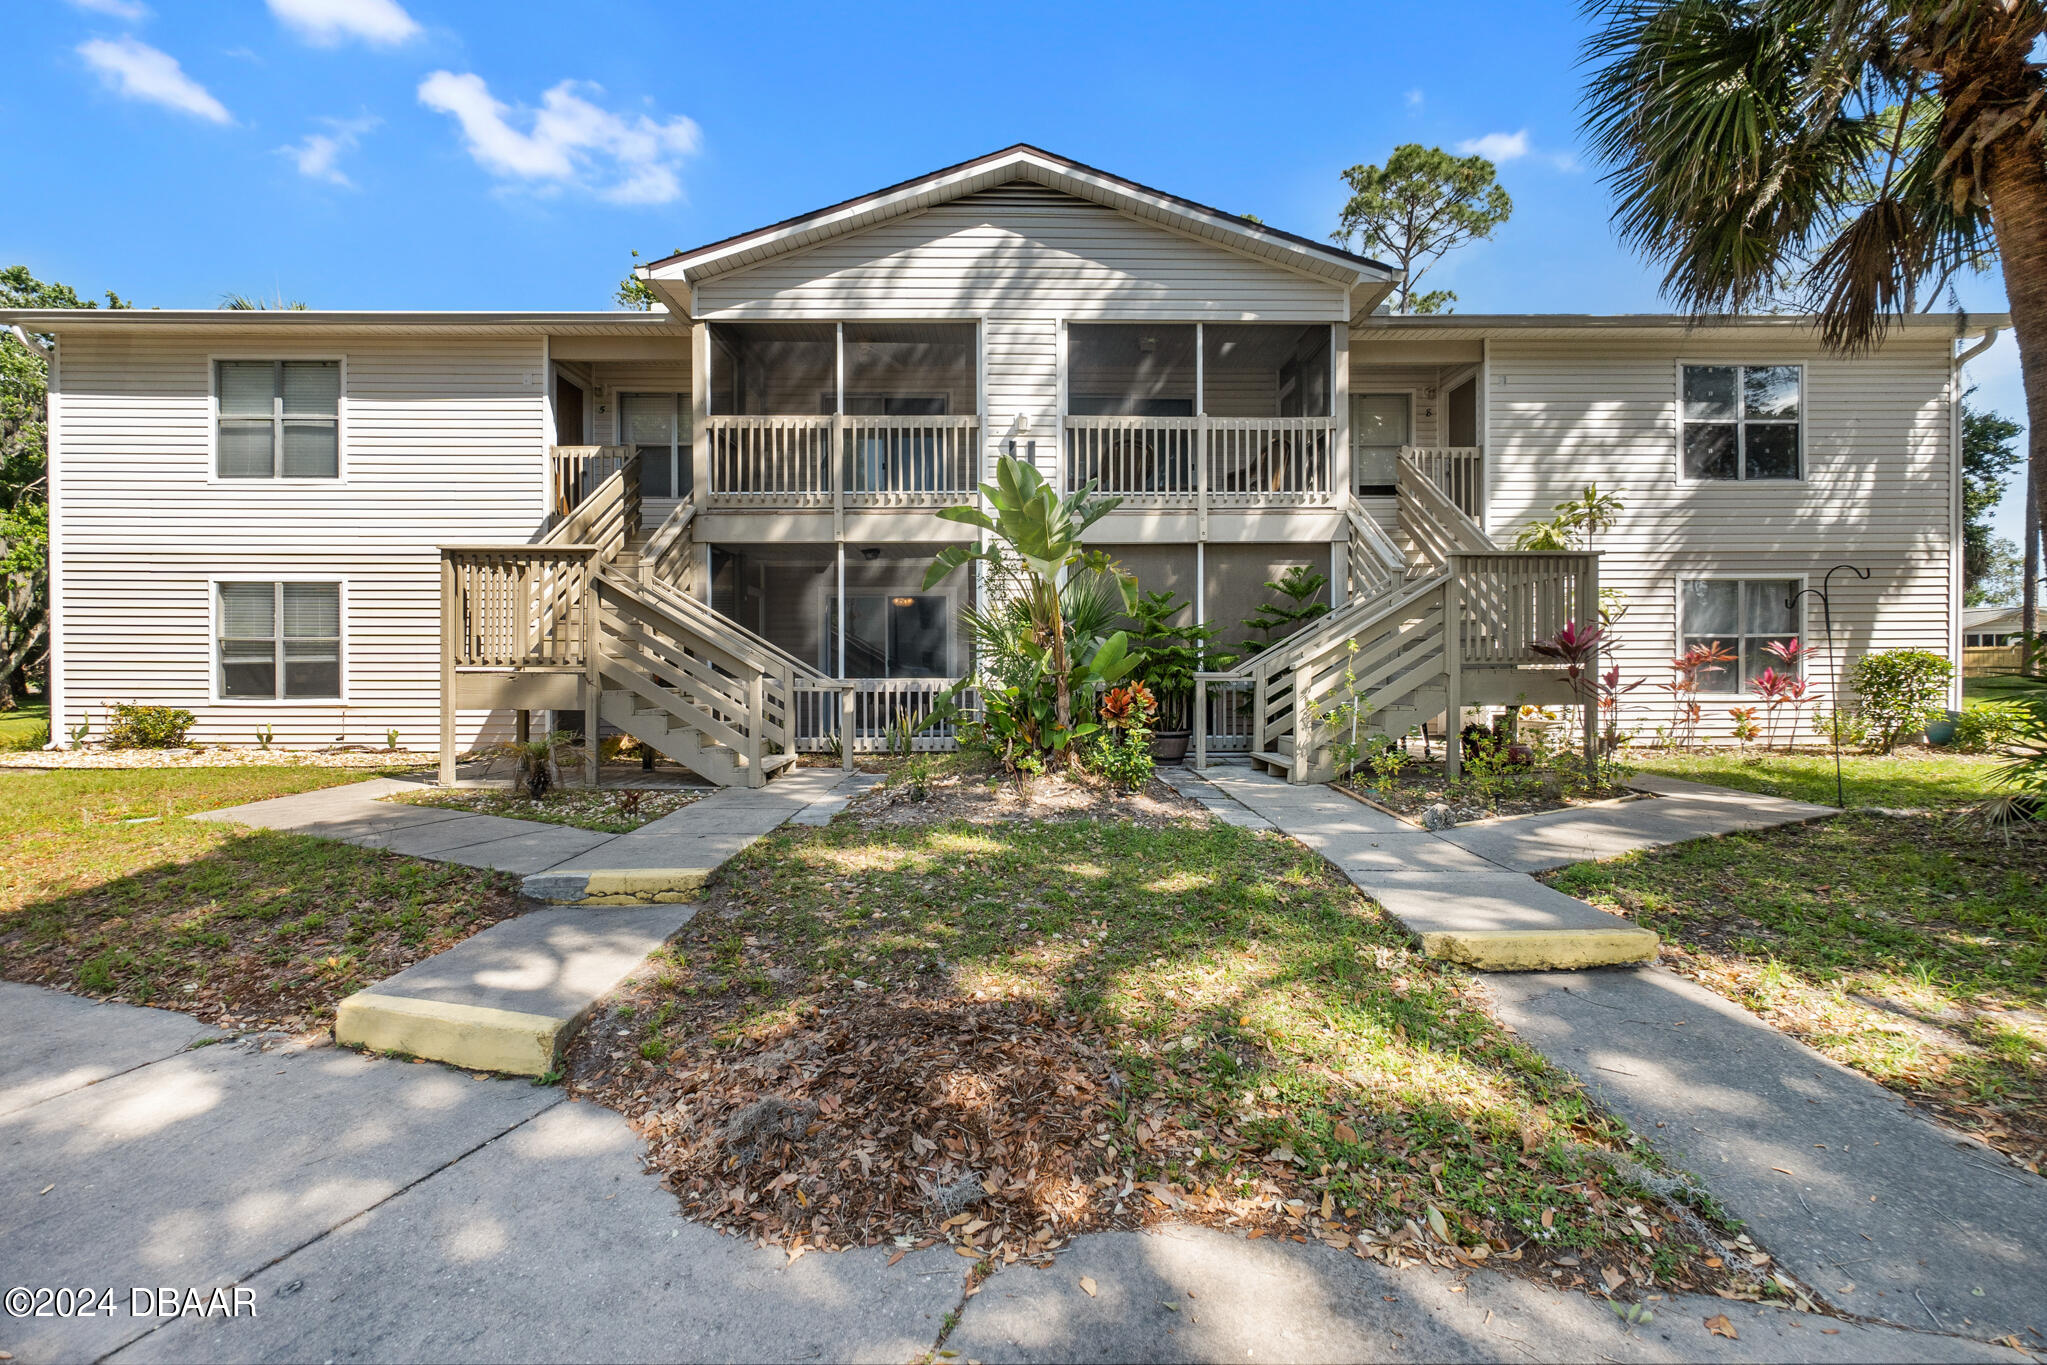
[1162,763,2047,1346]
[200,767,877,1074]
[1,983,2025,1365]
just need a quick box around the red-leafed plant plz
[1532,621,1640,776]
[1664,642,1735,750]
[1728,705,1761,749]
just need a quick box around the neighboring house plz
[1964,605,2026,648]
[4,145,1997,784]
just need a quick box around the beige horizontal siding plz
[57,331,549,749]
[1485,334,1956,740]
[698,182,1349,484]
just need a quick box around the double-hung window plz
[218,582,342,699]
[217,360,340,478]
[621,392,689,498]
[1680,364,1801,481]
[1678,578,1800,692]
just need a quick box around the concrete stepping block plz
[1343,869,1658,970]
[346,812,556,857]
[1295,828,1499,873]
[522,867,712,905]
[334,905,695,1076]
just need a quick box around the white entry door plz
[1351,392,1411,495]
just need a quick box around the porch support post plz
[836,542,847,679]
[1443,566,1463,780]
[1290,663,1310,784]
[438,552,457,786]
[1582,552,1601,774]
[746,671,766,788]
[690,321,710,504]
[1331,323,1351,500]
[1193,677,1208,770]
[833,322,846,542]
[582,553,600,790]
[1195,322,1209,542]
[840,684,855,773]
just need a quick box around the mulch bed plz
[1347,763,1636,826]
[386,785,704,834]
[852,767,1205,831]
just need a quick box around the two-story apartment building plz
[8,145,1994,785]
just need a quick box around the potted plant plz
[1125,588,1227,763]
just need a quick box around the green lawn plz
[570,787,1756,1298]
[1551,753,2044,1171]
[0,766,522,1029]
[0,697,50,751]
[1965,672,2041,704]
[1627,748,2007,811]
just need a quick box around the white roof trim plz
[645,146,1398,292]
[0,310,686,338]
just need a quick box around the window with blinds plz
[620,391,688,498]
[217,360,341,478]
[218,582,341,698]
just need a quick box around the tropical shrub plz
[1088,682,1157,790]
[1238,566,1330,658]
[104,703,195,749]
[1124,588,1226,732]
[1846,649,1953,754]
[924,455,1138,770]
[1952,701,2029,754]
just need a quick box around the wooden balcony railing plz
[549,445,632,520]
[1402,446,1483,522]
[1064,417,1199,502]
[1062,415,1337,519]
[441,544,597,670]
[706,414,982,511]
[1450,551,1599,667]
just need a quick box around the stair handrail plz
[541,460,640,562]
[624,567,829,684]
[1344,494,1404,602]
[1397,450,1493,570]
[641,491,699,586]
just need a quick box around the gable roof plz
[642,145,1399,313]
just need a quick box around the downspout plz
[1952,327,2001,708]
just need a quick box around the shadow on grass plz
[1,827,523,1026]
[576,811,1741,1286]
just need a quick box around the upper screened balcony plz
[704,322,979,510]
[1064,322,1337,507]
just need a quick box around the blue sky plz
[7,0,2030,543]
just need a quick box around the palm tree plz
[1581,0,2047,673]
[219,293,309,310]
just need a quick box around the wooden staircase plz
[438,463,831,788]
[1197,453,1598,784]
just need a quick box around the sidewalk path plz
[197,768,878,1074]
[1163,763,2047,1345]
[1,983,2024,1365]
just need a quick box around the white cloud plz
[78,37,230,124]
[1456,129,1529,162]
[66,0,151,18]
[267,0,420,47]
[417,72,702,205]
[1404,89,1424,110]
[1455,128,1582,172]
[281,115,378,187]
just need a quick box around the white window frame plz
[207,355,349,485]
[1674,360,1805,485]
[207,576,349,704]
[1672,573,1809,699]
[619,390,688,499]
